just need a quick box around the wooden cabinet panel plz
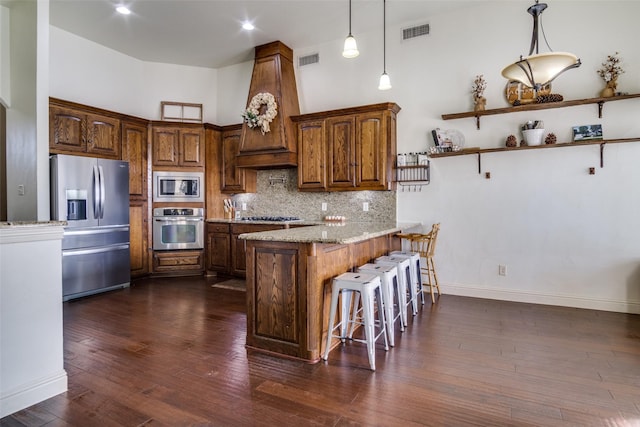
[153,250,204,273]
[206,223,230,273]
[180,129,204,167]
[292,103,399,192]
[327,116,356,189]
[355,111,385,190]
[222,126,256,193]
[86,113,121,158]
[130,201,149,278]
[121,121,148,200]
[152,125,204,167]
[297,120,326,190]
[50,105,121,159]
[49,106,86,153]
[254,246,299,341]
[152,127,179,166]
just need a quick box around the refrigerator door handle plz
[93,164,100,219]
[98,165,106,219]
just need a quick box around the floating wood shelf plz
[429,138,640,174]
[442,93,640,129]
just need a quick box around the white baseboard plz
[0,370,68,418]
[438,284,640,314]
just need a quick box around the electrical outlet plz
[498,265,507,276]
[321,202,327,211]
[241,202,247,211]
[363,202,369,212]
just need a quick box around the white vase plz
[522,129,545,146]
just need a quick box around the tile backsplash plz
[231,169,396,222]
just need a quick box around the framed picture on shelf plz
[572,124,603,142]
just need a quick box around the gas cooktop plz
[240,216,301,222]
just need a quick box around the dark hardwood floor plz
[2,276,639,426]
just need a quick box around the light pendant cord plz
[382,0,386,73]
[349,0,352,36]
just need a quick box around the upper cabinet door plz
[327,115,356,189]
[354,111,386,190]
[121,121,148,200]
[152,127,180,166]
[152,126,204,168]
[86,113,121,159]
[180,128,204,167]
[297,120,326,190]
[49,106,86,153]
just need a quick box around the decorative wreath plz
[241,92,278,135]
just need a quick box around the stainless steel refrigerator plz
[50,154,130,301]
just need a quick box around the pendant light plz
[501,0,580,89]
[378,0,391,90]
[342,0,359,58]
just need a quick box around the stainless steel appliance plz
[50,154,130,301]
[153,171,204,203]
[153,207,205,250]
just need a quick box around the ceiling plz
[46,0,479,69]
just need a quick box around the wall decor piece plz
[597,52,624,98]
[160,101,203,123]
[572,124,603,142]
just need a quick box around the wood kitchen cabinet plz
[292,103,400,192]
[153,250,204,275]
[121,119,149,200]
[49,103,121,159]
[222,125,256,194]
[206,223,231,274]
[151,124,204,168]
[205,222,288,277]
[129,201,149,278]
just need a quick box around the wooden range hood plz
[237,41,300,169]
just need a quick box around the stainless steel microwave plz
[153,171,204,203]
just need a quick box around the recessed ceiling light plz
[242,22,255,31]
[116,6,131,15]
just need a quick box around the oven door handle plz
[154,218,204,222]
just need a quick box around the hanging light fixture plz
[378,0,391,90]
[342,0,359,58]
[501,0,580,89]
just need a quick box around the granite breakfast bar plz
[239,221,418,362]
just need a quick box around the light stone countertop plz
[0,220,67,228]
[206,218,321,226]
[237,221,421,244]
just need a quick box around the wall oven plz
[153,207,204,250]
[153,171,204,203]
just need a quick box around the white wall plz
[49,26,218,122]
[217,0,640,313]
[5,0,38,220]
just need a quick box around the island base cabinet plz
[245,234,399,362]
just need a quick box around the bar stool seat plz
[374,255,412,323]
[323,272,389,371]
[389,250,426,312]
[357,263,404,346]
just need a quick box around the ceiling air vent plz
[298,53,319,67]
[402,23,430,41]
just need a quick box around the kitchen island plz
[239,221,419,362]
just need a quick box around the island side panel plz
[246,240,309,359]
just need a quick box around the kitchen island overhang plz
[239,222,419,362]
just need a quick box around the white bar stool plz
[323,272,389,371]
[390,250,426,312]
[374,255,412,323]
[356,263,404,347]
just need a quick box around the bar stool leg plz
[323,282,341,361]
